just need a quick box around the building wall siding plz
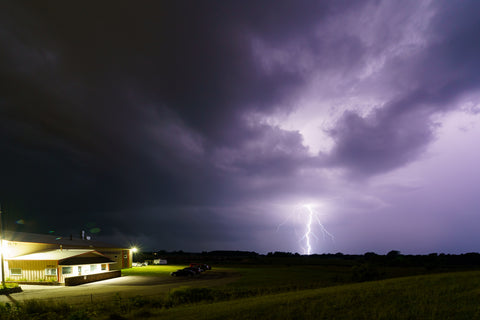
[7,260,58,282]
[98,248,130,270]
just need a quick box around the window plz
[101,264,107,271]
[90,264,98,272]
[10,268,21,275]
[62,267,72,274]
[45,268,57,276]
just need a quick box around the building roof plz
[7,249,94,261]
[59,255,115,265]
[3,231,125,249]
[7,249,115,265]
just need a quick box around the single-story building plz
[1,231,134,285]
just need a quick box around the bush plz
[0,284,22,295]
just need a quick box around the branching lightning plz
[277,203,334,255]
[301,204,334,255]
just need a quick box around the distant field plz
[121,263,428,291]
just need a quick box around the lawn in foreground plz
[140,270,480,320]
[1,269,479,319]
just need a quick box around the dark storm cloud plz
[213,124,309,176]
[1,1,480,252]
[0,0,336,238]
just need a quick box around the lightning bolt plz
[301,204,334,255]
[278,203,334,255]
[303,204,314,255]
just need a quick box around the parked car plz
[132,262,148,267]
[184,266,202,274]
[190,263,211,271]
[170,268,195,277]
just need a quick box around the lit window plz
[10,268,21,275]
[62,267,72,274]
[90,265,98,272]
[101,264,107,270]
[45,268,57,276]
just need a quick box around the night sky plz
[1,1,480,254]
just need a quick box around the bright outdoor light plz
[131,247,138,253]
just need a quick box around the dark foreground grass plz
[1,270,479,319]
[145,270,480,320]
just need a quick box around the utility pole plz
[0,203,5,289]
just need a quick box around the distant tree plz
[424,253,440,270]
[272,251,294,257]
[387,250,401,258]
[364,252,378,259]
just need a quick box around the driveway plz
[0,271,238,305]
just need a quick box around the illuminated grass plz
[121,265,188,277]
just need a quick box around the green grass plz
[121,265,188,277]
[141,270,480,320]
[227,265,352,290]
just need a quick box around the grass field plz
[121,265,187,277]
[146,271,480,320]
[1,265,480,319]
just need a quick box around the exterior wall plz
[123,249,132,269]
[1,241,56,281]
[100,248,132,270]
[58,263,110,283]
[64,270,121,286]
[5,260,113,284]
[97,249,122,270]
[6,260,58,283]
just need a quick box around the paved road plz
[0,271,237,305]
